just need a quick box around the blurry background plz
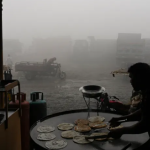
[3,0,149,114]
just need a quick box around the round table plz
[30,109,149,150]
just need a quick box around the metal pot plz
[79,85,105,98]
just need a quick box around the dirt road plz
[17,75,132,115]
[12,56,132,115]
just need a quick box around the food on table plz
[37,133,56,141]
[89,122,107,129]
[90,132,113,141]
[37,125,55,133]
[74,119,89,125]
[61,130,81,139]
[45,140,67,149]
[57,123,74,131]
[88,116,105,123]
[73,135,94,144]
[108,125,123,130]
[74,124,91,132]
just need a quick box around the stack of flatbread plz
[88,116,105,123]
[90,132,113,141]
[37,116,109,148]
[37,125,56,142]
[108,125,123,130]
[75,119,89,125]
[36,125,69,149]
[61,130,80,139]
[73,135,94,144]
[74,123,91,132]
[87,116,107,129]
[57,123,74,131]
[89,122,107,129]
[45,140,67,149]
[37,125,55,133]
[73,117,107,133]
[37,133,56,141]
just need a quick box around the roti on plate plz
[89,122,107,129]
[57,123,74,131]
[74,119,89,125]
[74,124,91,132]
[61,130,81,139]
[37,125,55,133]
[45,140,67,150]
[90,132,113,141]
[73,135,94,144]
[88,116,105,123]
[37,133,56,141]
[108,125,123,130]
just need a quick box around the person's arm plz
[122,109,141,121]
[108,115,147,138]
[122,116,148,134]
[112,109,141,121]
[109,109,141,127]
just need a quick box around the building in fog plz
[73,40,89,54]
[116,33,145,68]
[3,39,23,62]
[30,36,72,60]
[143,38,150,63]
[96,39,116,52]
[72,39,89,63]
[88,37,117,63]
[72,36,117,64]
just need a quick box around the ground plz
[11,54,132,115]
[14,72,132,115]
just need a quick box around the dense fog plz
[2,0,149,125]
[3,0,150,76]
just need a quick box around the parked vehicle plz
[15,58,66,80]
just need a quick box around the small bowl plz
[79,85,105,98]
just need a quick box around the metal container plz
[29,92,47,127]
[4,69,12,80]
[9,92,30,150]
[4,69,13,102]
[79,85,105,98]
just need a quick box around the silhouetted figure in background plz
[6,54,13,69]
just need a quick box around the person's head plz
[128,62,150,91]
[8,54,10,57]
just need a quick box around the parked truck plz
[15,58,66,80]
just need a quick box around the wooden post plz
[0,0,3,80]
[0,0,3,109]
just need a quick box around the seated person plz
[46,58,57,75]
[108,62,150,149]
[129,90,142,114]
[47,57,56,65]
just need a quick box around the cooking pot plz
[79,85,105,98]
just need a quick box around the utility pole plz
[0,0,3,80]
